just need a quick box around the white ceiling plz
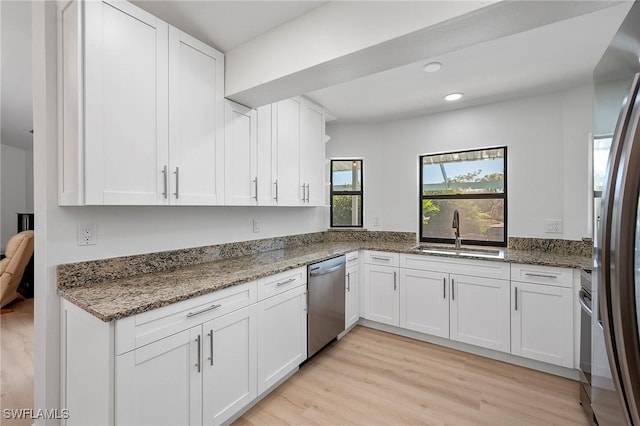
[306,2,633,123]
[131,1,326,52]
[0,1,633,152]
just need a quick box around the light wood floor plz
[0,298,34,426]
[236,326,590,426]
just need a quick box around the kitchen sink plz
[412,245,506,259]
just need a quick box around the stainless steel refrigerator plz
[594,3,640,425]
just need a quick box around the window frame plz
[418,146,508,247]
[330,159,364,228]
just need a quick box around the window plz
[419,147,507,246]
[331,160,363,227]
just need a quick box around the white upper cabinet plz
[224,101,257,206]
[59,0,224,206]
[269,97,326,207]
[272,98,302,206]
[300,99,325,206]
[169,28,225,206]
[82,0,169,205]
[255,105,275,206]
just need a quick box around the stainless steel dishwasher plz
[307,255,346,358]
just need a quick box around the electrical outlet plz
[544,219,563,234]
[77,224,97,245]
[252,219,260,233]
[373,217,381,227]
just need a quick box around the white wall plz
[327,85,593,241]
[1,144,33,249]
[49,206,327,264]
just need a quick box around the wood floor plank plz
[0,298,34,426]
[237,326,590,426]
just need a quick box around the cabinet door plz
[363,264,399,326]
[399,269,449,338]
[84,0,168,205]
[345,264,360,329]
[511,282,573,367]
[257,285,307,395]
[202,305,257,426]
[116,327,202,426]
[168,27,224,206]
[273,98,302,206]
[450,274,510,352]
[256,105,274,205]
[224,101,257,206]
[300,99,325,206]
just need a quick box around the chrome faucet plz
[452,209,461,248]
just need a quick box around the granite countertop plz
[58,240,591,323]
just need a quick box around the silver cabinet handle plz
[301,183,306,201]
[371,256,391,261]
[208,329,214,366]
[347,273,351,292]
[443,277,446,299]
[306,183,310,202]
[273,180,278,201]
[162,165,168,199]
[186,304,221,318]
[451,279,455,300]
[276,277,296,286]
[393,271,397,291]
[174,167,180,199]
[515,286,518,311]
[195,334,201,373]
[253,177,258,201]
[524,272,557,279]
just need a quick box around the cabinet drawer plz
[115,281,257,355]
[511,264,573,288]
[365,251,399,267]
[400,254,510,281]
[346,251,359,265]
[257,267,306,301]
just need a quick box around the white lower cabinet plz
[345,252,360,329]
[202,306,257,425]
[511,281,573,367]
[257,284,308,395]
[449,274,511,353]
[116,305,257,426]
[64,271,309,426]
[399,269,449,338]
[397,268,510,352]
[116,327,203,426]
[363,264,400,326]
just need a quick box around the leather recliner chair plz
[0,230,34,308]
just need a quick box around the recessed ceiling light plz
[422,62,442,73]
[444,92,464,101]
